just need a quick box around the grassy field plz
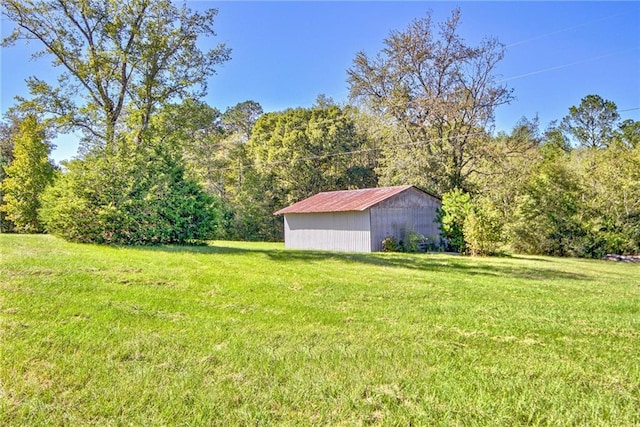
[1,234,639,425]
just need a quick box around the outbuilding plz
[274,185,441,252]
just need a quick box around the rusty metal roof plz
[274,185,436,215]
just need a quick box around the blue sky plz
[1,1,639,163]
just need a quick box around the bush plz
[436,189,471,253]
[401,228,428,253]
[575,214,640,258]
[382,230,438,253]
[436,190,506,256]
[40,149,217,245]
[382,235,400,252]
[463,198,504,256]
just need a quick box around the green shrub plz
[436,189,471,253]
[381,235,400,252]
[40,149,217,245]
[382,230,438,253]
[0,115,55,232]
[401,228,428,253]
[575,214,640,258]
[463,198,504,256]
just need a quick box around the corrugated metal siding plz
[370,188,441,251]
[284,211,371,252]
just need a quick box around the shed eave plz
[274,207,367,215]
[274,185,428,215]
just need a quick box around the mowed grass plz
[1,235,639,426]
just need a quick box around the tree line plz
[1,2,638,257]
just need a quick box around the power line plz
[499,48,639,83]
[196,129,491,176]
[192,103,640,179]
[505,12,625,49]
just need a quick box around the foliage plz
[243,104,377,240]
[188,101,262,201]
[500,115,640,258]
[463,197,504,256]
[3,235,639,425]
[381,235,400,252]
[148,99,273,241]
[399,228,427,253]
[347,8,512,193]
[152,99,226,196]
[510,142,585,256]
[561,94,620,148]
[229,170,285,242]
[2,0,230,150]
[0,115,55,232]
[437,191,504,256]
[40,145,217,245]
[0,118,18,232]
[616,119,640,149]
[465,118,543,255]
[436,189,471,253]
[382,230,436,253]
[464,107,640,258]
[2,0,231,245]
[570,140,640,257]
[221,100,264,140]
[247,104,377,205]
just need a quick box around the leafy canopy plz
[0,115,55,232]
[348,8,513,193]
[561,94,620,149]
[2,0,231,150]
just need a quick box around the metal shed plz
[274,185,441,252]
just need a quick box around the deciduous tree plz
[511,141,585,256]
[0,118,18,232]
[242,104,378,240]
[436,189,471,253]
[2,0,230,150]
[247,105,377,206]
[3,1,231,244]
[0,115,55,232]
[347,8,513,193]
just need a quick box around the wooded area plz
[1,1,638,257]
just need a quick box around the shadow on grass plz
[132,242,591,282]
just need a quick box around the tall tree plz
[0,115,55,232]
[2,0,230,150]
[247,105,377,206]
[467,117,542,247]
[561,94,620,149]
[241,105,378,240]
[152,99,264,200]
[511,140,585,256]
[615,119,640,149]
[222,100,264,142]
[3,1,230,244]
[0,118,19,232]
[570,133,640,256]
[347,8,513,193]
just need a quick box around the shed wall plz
[369,187,441,251]
[283,211,371,252]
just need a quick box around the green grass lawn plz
[1,234,639,425]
